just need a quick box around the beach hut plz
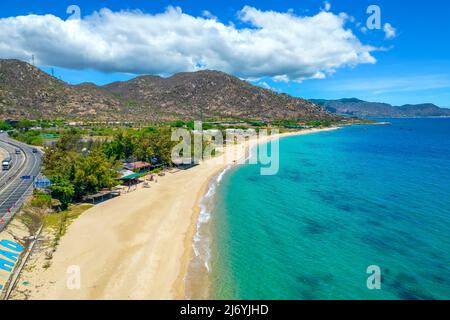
[116,172,142,186]
[172,159,199,170]
[83,190,117,205]
[123,161,153,173]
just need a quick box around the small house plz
[123,161,153,173]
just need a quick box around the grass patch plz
[44,204,93,236]
[43,204,93,254]
[64,204,93,231]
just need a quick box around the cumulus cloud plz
[383,23,397,39]
[0,6,377,81]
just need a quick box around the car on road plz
[15,148,21,154]
[2,158,12,170]
[32,148,38,153]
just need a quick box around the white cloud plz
[323,2,332,12]
[202,10,217,20]
[273,75,290,83]
[383,23,397,39]
[0,6,377,81]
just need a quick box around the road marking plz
[0,137,41,230]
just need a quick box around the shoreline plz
[178,126,340,299]
[15,126,339,300]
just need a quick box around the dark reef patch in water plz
[311,190,338,204]
[430,274,447,284]
[282,168,305,182]
[300,290,317,300]
[299,273,334,284]
[397,289,435,300]
[301,217,330,235]
[311,189,365,215]
[246,175,260,183]
[297,275,321,289]
[336,203,353,213]
[359,234,407,256]
[295,273,335,296]
[365,218,384,227]
[385,272,437,300]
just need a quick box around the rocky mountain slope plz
[0,59,335,122]
[0,59,126,120]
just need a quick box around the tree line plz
[43,127,176,209]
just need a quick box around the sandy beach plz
[14,127,338,300]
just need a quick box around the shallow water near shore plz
[185,166,231,299]
[204,119,450,300]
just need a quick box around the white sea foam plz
[191,165,232,273]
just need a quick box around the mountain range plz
[0,59,335,122]
[2,59,447,122]
[310,98,450,118]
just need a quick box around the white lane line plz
[0,142,24,188]
[0,144,35,209]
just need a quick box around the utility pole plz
[31,55,35,66]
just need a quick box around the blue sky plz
[1,0,449,107]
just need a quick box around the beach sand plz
[17,127,337,300]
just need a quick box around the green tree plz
[56,129,82,151]
[104,127,175,166]
[50,178,75,210]
[0,120,12,131]
[15,119,34,131]
[140,127,175,165]
[172,120,185,128]
[103,131,135,160]
[72,150,117,198]
[44,131,118,207]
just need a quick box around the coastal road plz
[0,133,42,232]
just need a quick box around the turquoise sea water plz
[208,119,450,300]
